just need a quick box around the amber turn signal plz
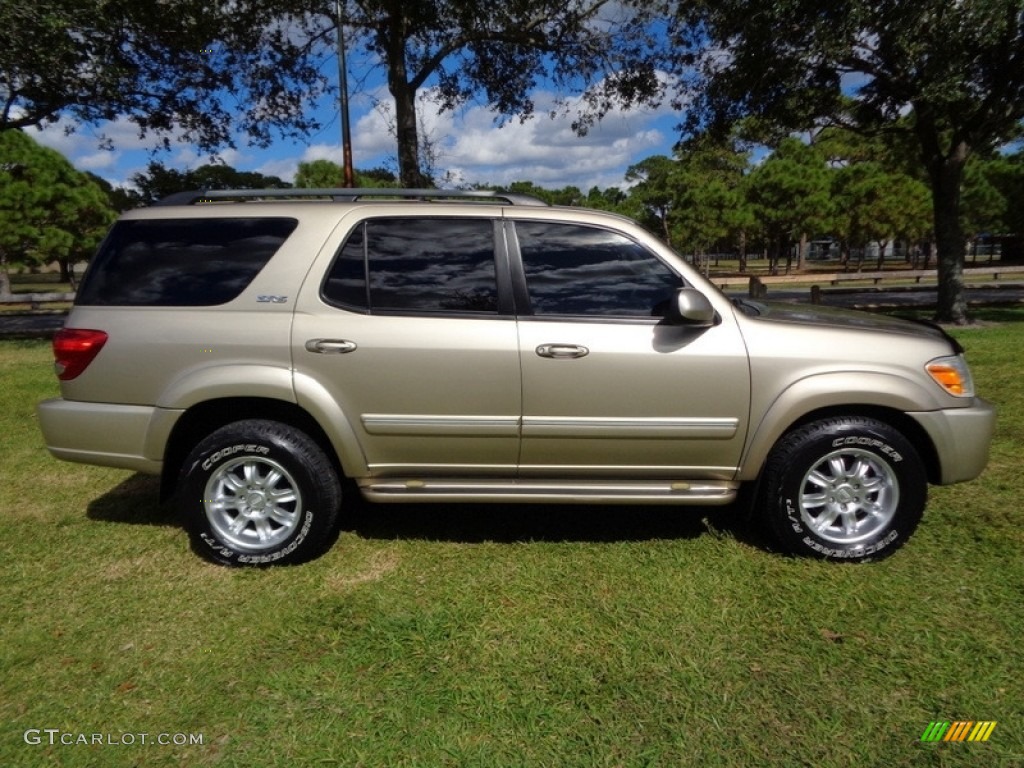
[926,356,974,398]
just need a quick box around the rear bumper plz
[37,398,182,475]
[911,398,997,485]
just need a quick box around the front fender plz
[737,370,947,482]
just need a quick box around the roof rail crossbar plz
[154,188,549,207]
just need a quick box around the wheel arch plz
[160,397,357,502]
[739,403,942,487]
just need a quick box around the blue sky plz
[28,61,681,192]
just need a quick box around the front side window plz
[322,217,498,314]
[515,221,683,317]
[76,217,297,306]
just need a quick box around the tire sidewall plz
[179,422,339,566]
[765,419,926,562]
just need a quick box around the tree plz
[625,156,679,245]
[86,173,144,213]
[585,185,628,211]
[986,148,1024,237]
[743,138,832,274]
[831,162,931,270]
[0,1,328,151]
[0,131,115,292]
[338,0,664,186]
[129,163,292,206]
[672,0,1024,323]
[626,140,753,267]
[960,157,1008,261]
[295,159,399,188]
[3,1,665,192]
[668,137,752,268]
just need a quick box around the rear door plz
[292,213,521,477]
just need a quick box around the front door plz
[512,220,751,479]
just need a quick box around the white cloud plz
[412,83,674,189]
[24,76,679,192]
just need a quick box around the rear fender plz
[292,371,369,478]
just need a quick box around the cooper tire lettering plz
[762,417,926,562]
[180,421,341,567]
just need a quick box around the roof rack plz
[154,188,549,207]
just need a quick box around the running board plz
[358,478,739,505]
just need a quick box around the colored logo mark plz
[921,721,997,742]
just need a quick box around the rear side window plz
[76,217,298,306]
[322,217,498,314]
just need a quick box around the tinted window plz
[516,221,683,317]
[322,221,370,310]
[322,218,498,314]
[77,218,297,306]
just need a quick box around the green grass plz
[2,315,1023,767]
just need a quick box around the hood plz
[732,298,960,350]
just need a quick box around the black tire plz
[759,417,927,562]
[178,419,342,566]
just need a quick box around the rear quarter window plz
[76,217,298,306]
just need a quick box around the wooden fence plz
[712,265,1024,302]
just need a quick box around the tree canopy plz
[294,158,399,188]
[0,131,115,292]
[1,0,665,189]
[338,0,663,186]
[670,0,1024,322]
[129,163,292,206]
[0,1,328,151]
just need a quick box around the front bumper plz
[36,398,182,475]
[911,397,997,485]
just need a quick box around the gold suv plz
[37,189,996,565]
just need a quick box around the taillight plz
[53,329,108,381]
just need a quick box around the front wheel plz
[178,419,342,566]
[760,417,927,561]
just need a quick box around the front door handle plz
[305,339,358,354]
[536,343,589,359]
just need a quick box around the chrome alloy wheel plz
[202,456,303,552]
[798,447,899,545]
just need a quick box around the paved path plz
[0,313,66,339]
[727,282,1024,312]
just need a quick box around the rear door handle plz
[305,339,358,354]
[536,343,589,359]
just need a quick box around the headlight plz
[926,354,975,398]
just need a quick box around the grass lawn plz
[1,310,1022,767]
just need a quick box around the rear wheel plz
[760,417,927,561]
[178,419,342,566]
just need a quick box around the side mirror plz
[666,288,716,327]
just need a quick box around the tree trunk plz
[385,16,429,189]
[797,232,807,271]
[59,257,73,285]
[0,256,11,298]
[915,109,970,324]
[738,230,747,273]
[928,155,969,324]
